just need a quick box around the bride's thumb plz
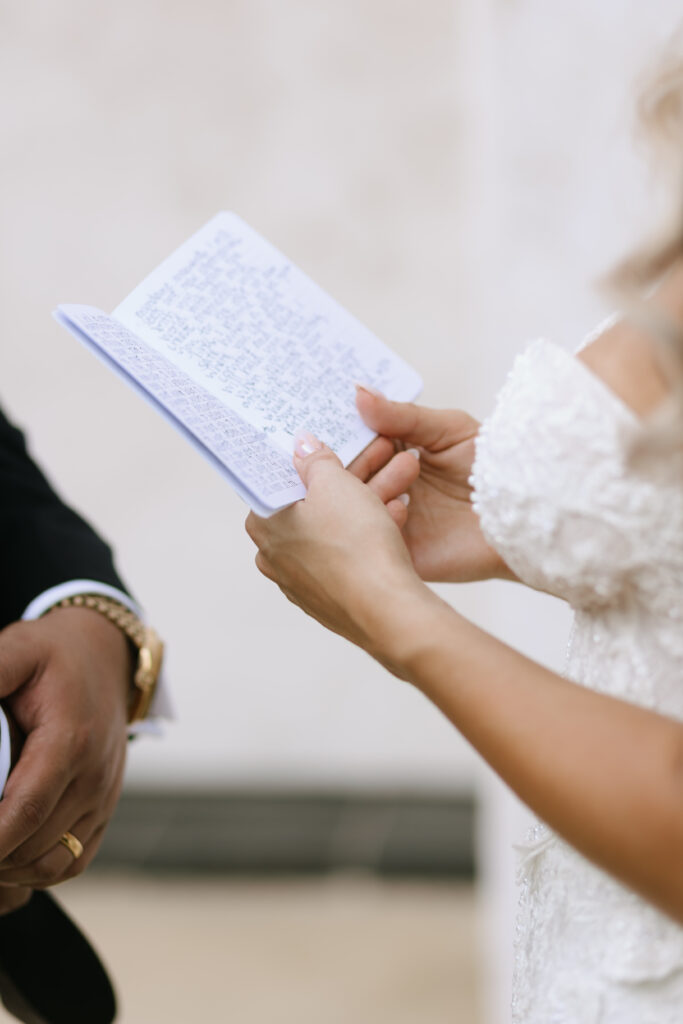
[293,430,342,487]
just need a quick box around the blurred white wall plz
[0,0,676,786]
[0,0,509,793]
[0,0,474,790]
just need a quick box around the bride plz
[246,36,683,1024]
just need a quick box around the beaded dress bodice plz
[470,339,683,1024]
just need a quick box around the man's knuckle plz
[0,628,22,687]
[17,796,47,833]
[71,726,93,761]
[3,845,30,869]
[32,857,62,887]
[65,857,86,881]
[86,762,110,795]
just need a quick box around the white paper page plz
[113,212,422,467]
[55,305,305,515]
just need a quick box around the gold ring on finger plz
[59,831,84,860]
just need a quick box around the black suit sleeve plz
[0,405,127,629]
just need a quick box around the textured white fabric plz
[470,338,683,1023]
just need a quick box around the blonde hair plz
[606,32,683,455]
[610,35,683,290]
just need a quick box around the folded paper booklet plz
[55,212,422,516]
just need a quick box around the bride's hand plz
[355,386,515,582]
[245,436,431,676]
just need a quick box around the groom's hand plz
[0,609,132,890]
[0,886,31,915]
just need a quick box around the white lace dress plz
[470,338,683,1024]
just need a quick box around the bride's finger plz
[355,387,479,450]
[386,496,410,529]
[366,449,420,505]
[348,436,396,482]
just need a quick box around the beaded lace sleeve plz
[469,339,683,611]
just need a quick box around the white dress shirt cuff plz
[0,706,11,800]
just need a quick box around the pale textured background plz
[0,2,680,1022]
[1,0,495,792]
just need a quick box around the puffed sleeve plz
[469,340,683,611]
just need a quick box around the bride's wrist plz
[360,580,457,683]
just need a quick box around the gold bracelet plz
[47,595,164,723]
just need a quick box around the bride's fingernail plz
[406,448,420,460]
[398,492,410,506]
[294,429,323,457]
[354,382,384,398]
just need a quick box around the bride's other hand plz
[245,436,430,676]
[346,433,421,530]
[355,387,516,582]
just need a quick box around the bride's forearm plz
[378,587,683,921]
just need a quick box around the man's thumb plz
[0,623,40,698]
